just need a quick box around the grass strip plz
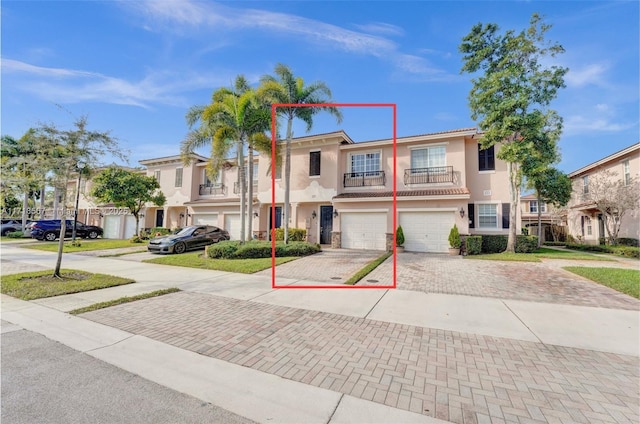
[344,252,392,285]
[24,239,142,253]
[99,249,147,257]
[144,251,298,273]
[562,266,640,299]
[69,288,181,315]
[0,269,135,300]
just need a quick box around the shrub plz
[465,236,482,255]
[273,228,307,241]
[611,246,640,258]
[543,241,566,246]
[129,236,145,243]
[616,238,639,247]
[448,224,461,249]
[481,235,508,253]
[281,241,321,256]
[234,242,273,259]
[395,226,405,247]
[6,231,24,238]
[515,235,538,253]
[151,227,171,237]
[208,240,242,259]
[566,243,640,259]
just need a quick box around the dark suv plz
[30,220,103,241]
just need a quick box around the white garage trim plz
[399,211,455,253]
[340,212,387,251]
[192,213,219,226]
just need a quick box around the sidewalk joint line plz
[364,290,389,319]
[85,334,136,353]
[501,300,544,344]
[325,393,344,424]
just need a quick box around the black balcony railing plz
[343,171,386,187]
[199,183,226,196]
[233,181,258,194]
[403,166,453,185]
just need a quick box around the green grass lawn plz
[0,269,135,300]
[23,239,145,253]
[345,252,392,285]
[562,267,640,299]
[144,251,299,273]
[466,247,614,262]
[69,288,180,315]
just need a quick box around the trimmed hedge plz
[207,240,320,259]
[479,234,539,253]
[616,238,639,247]
[273,228,307,241]
[516,235,539,253]
[465,236,482,255]
[566,243,640,259]
[6,231,24,238]
[543,241,566,246]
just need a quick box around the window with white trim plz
[478,204,498,228]
[582,175,589,194]
[175,168,183,187]
[478,145,495,171]
[154,170,160,181]
[350,152,380,175]
[585,216,592,236]
[410,146,445,173]
[529,200,546,213]
[623,160,631,186]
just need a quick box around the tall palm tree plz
[182,76,272,242]
[259,64,342,243]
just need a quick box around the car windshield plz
[175,227,197,236]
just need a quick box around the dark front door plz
[268,206,282,240]
[320,205,333,244]
[155,209,164,227]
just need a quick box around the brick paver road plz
[83,292,639,424]
[362,253,639,310]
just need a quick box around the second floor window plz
[411,146,445,171]
[478,204,498,228]
[583,175,589,195]
[175,168,183,188]
[623,160,631,185]
[529,200,546,213]
[478,145,495,171]
[351,152,380,176]
[309,151,321,176]
[154,170,161,181]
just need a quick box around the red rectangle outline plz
[271,103,397,289]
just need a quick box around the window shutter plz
[468,203,475,228]
[502,203,510,229]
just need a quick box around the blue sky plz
[2,1,638,173]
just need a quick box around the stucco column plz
[291,202,299,229]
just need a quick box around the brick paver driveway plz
[83,292,639,424]
[362,253,639,310]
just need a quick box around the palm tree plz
[259,64,342,243]
[182,76,272,242]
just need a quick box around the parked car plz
[29,220,103,241]
[148,225,230,254]
[1,219,31,236]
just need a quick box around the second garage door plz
[399,211,455,253]
[341,212,387,250]
[224,214,242,240]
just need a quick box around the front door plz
[320,205,333,244]
[155,209,164,227]
[268,206,282,240]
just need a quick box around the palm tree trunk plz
[238,141,246,243]
[283,118,293,244]
[247,147,254,241]
[506,161,519,252]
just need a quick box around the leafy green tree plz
[182,76,272,242]
[527,167,571,246]
[36,116,123,277]
[91,167,166,237]
[460,14,568,252]
[259,64,342,243]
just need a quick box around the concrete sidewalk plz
[1,244,639,423]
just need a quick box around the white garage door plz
[399,211,455,253]
[193,213,218,226]
[224,214,242,240]
[124,215,137,238]
[341,212,387,250]
[103,215,120,239]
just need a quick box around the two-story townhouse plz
[566,143,639,244]
[255,128,515,252]
[519,194,565,243]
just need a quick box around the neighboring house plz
[566,143,640,244]
[520,194,567,243]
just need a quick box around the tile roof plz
[333,187,470,199]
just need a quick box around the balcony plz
[199,183,226,196]
[404,166,453,185]
[343,171,386,188]
[233,181,258,194]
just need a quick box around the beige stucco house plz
[566,143,639,244]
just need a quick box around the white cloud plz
[3,59,232,108]
[122,0,451,80]
[563,113,636,135]
[353,22,405,36]
[565,63,609,87]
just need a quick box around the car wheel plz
[87,230,99,239]
[173,242,186,254]
[44,232,57,241]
